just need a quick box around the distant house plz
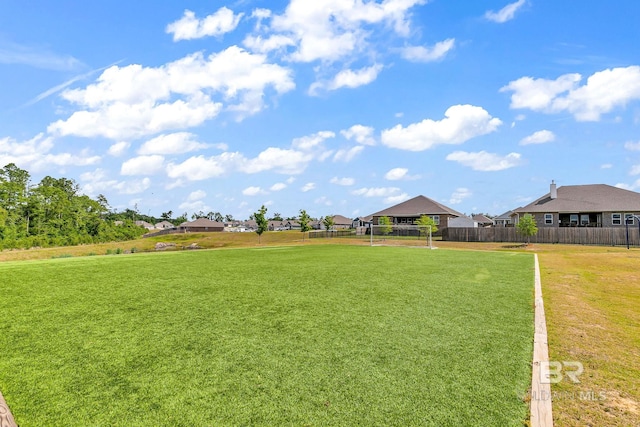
[449,215,478,228]
[155,220,175,230]
[513,181,640,227]
[472,214,495,227]
[494,210,516,227]
[310,220,323,230]
[330,215,353,230]
[178,218,225,232]
[268,220,286,231]
[369,195,463,230]
[352,216,372,228]
[135,220,156,230]
[285,220,301,230]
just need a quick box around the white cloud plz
[80,169,151,196]
[166,8,243,41]
[520,130,556,145]
[384,193,410,204]
[624,141,640,151]
[0,133,100,173]
[301,182,316,192]
[121,155,165,176]
[501,73,581,111]
[330,177,355,186]
[333,145,364,162]
[400,38,455,62]
[501,66,640,121]
[314,196,333,206]
[166,130,334,182]
[48,47,295,139]
[601,163,613,169]
[615,180,640,191]
[446,151,522,171]
[166,152,243,180]
[292,131,335,150]
[178,191,210,211]
[243,34,296,54]
[108,141,130,156]
[381,104,502,151]
[310,64,383,94]
[340,124,375,145]
[187,190,207,201]
[384,167,420,181]
[258,0,425,64]
[449,187,472,205]
[139,132,209,155]
[485,0,526,23]
[352,187,401,197]
[270,182,287,191]
[242,186,266,196]
[241,147,315,174]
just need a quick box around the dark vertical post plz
[626,217,630,249]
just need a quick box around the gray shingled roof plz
[331,215,353,225]
[184,218,225,227]
[472,214,495,224]
[515,184,640,213]
[370,195,463,217]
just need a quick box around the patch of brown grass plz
[538,248,640,426]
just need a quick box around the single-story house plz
[449,215,478,228]
[369,195,463,230]
[178,218,225,232]
[135,220,156,230]
[155,220,175,229]
[330,215,353,230]
[352,216,372,228]
[268,220,286,231]
[472,214,495,227]
[513,181,640,227]
[494,210,516,227]
[285,220,301,230]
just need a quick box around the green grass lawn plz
[0,245,534,426]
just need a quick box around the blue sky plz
[2,0,640,220]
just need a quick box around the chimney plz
[550,180,557,199]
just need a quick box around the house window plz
[544,214,553,225]
[430,215,440,225]
[570,214,579,226]
[625,213,634,225]
[612,213,622,225]
[580,214,590,226]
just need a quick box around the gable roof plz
[183,218,225,227]
[495,210,516,220]
[370,195,463,217]
[516,184,640,213]
[155,220,174,228]
[472,214,494,224]
[331,214,353,225]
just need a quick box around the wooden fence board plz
[442,227,640,246]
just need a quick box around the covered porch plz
[558,212,602,227]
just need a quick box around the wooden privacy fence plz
[442,227,640,246]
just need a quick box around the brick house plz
[513,181,640,228]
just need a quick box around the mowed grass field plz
[0,245,534,426]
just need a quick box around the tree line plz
[0,163,148,249]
